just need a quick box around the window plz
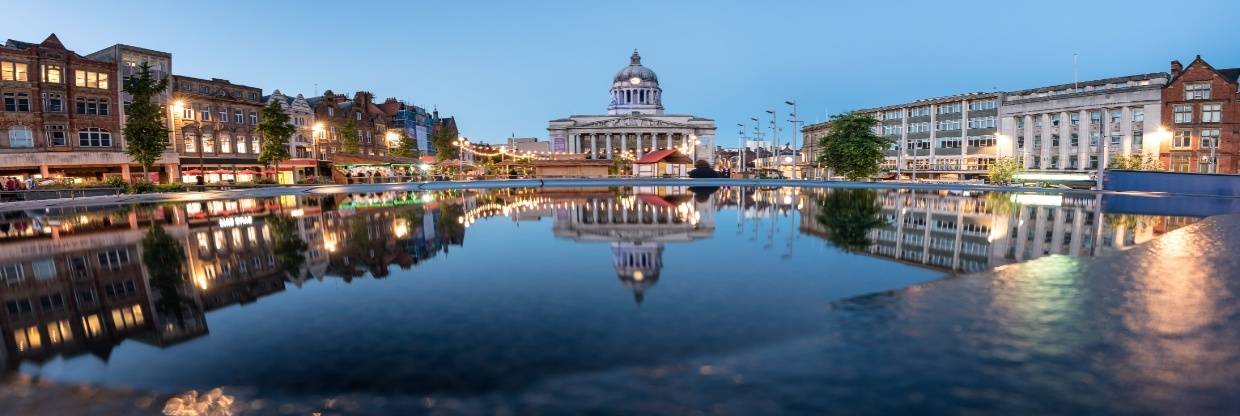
[936,103,961,114]
[3,92,31,112]
[1171,154,1191,172]
[1184,82,1211,100]
[1070,112,1080,125]
[75,97,110,115]
[1173,105,1193,124]
[200,104,211,121]
[327,107,334,117]
[249,111,257,124]
[219,108,228,123]
[78,128,113,147]
[6,299,33,316]
[1070,133,1079,147]
[0,61,28,81]
[41,64,61,83]
[39,293,65,311]
[1173,130,1192,148]
[44,93,63,112]
[1201,129,1220,148]
[184,134,197,152]
[250,137,260,153]
[7,127,33,148]
[967,135,995,148]
[12,326,41,352]
[1110,133,1122,146]
[98,249,131,269]
[937,137,961,148]
[967,116,995,129]
[74,70,109,89]
[46,125,66,146]
[2,264,24,285]
[1050,113,1061,127]
[355,112,362,121]
[236,136,247,154]
[1133,131,1143,147]
[1090,132,1101,146]
[83,314,103,338]
[968,100,996,111]
[1089,110,1102,124]
[234,110,243,124]
[1110,110,1121,123]
[202,134,215,152]
[182,106,194,119]
[220,134,232,153]
[935,119,960,131]
[1202,104,1221,123]
[883,110,902,120]
[46,320,72,344]
[1051,134,1060,147]
[1132,108,1144,122]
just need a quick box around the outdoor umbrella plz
[262,169,276,174]
[212,169,232,174]
[184,168,204,175]
[238,169,259,175]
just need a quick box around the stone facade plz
[1160,56,1240,174]
[548,51,716,163]
[1000,73,1167,172]
[307,91,389,158]
[0,34,147,182]
[263,89,318,178]
[170,75,264,182]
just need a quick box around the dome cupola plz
[608,49,664,115]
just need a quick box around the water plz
[0,185,1232,414]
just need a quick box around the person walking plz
[687,160,721,178]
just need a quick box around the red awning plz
[212,169,232,174]
[238,169,259,175]
[183,169,204,175]
[262,169,276,174]
[634,149,693,164]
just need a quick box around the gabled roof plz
[1169,55,1240,86]
[1219,68,1240,82]
[634,149,692,164]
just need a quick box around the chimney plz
[1171,60,1183,77]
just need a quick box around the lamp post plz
[766,109,779,176]
[312,122,324,178]
[785,100,800,179]
[736,123,747,176]
[452,137,469,180]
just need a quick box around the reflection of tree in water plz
[436,202,465,245]
[815,189,888,252]
[142,222,190,319]
[268,215,308,278]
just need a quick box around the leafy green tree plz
[431,127,458,161]
[256,100,295,179]
[141,221,189,317]
[816,113,891,180]
[814,189,888,252]
[987,157,1023,184]
[123,62,170,182]
[1109,152,1164,171]
[390,129,419,158]
[267,215,308,278]
[340,118,360,154]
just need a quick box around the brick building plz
[0,34,136,183]
[170,75,264,184]
[307,90,390,159]
[1161,56,1239,173]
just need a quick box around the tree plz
[816,113,891,180]
[267,215,308,278]
[123,62,170,182]
[987,156,1023,184]
[340,118,360,154]
[256,100,295,180]
[390,129,419,158]
[141,221,189,317]
[431,127,458,161]
[814,189,888,252]
[1109,152,1164,171]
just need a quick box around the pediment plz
[576,116,692,129]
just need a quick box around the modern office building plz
[999,73,1167,172]
[1160,56,1239,174]
[855,92,1002,180]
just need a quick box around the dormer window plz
[355,112,362,121]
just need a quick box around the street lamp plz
[312,122,325,178]
[452,137,470,180]
[785,100,801,179]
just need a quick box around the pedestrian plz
[687,160,721,178]
[25,176,35,190]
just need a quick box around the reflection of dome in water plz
[611,241,663,304]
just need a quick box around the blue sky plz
[8,0,1239,145]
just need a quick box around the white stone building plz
[264,90,319,179]
[998,73,1168,171]
[548,50,716,163]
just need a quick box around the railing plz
[0,187,126,203]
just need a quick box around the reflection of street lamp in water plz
[452,137,469,180]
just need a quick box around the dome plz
[613,50,658,85]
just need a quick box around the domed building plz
[549,50,716,163]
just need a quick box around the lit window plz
[74,70,109,89]
[42,64,61,83]
[0,61,28,81]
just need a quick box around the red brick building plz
[170,75,264,184]
[307,90,390,159]
[0,34,133,183]
[1160,56,1240,173]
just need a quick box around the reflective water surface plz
[0,186,1227,414]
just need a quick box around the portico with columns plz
[548,50,716,164]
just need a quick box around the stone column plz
[1059,111,1071,170]
[590,134,598,159]
[928,105,937,172]
[39,164,50,177]
[636,133,644,157]
[166,163,180,183]
[1078,110,1090,171]
[667,132,674,150]
[1039,114,1053,169]
[1100,107,1111,170]
[1120,106,1132,156]
[606,134,613,159]
[960,100,970,172]
[120,164,131,181]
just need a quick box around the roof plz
[634,149,692,164]
[1220,68,1240,82]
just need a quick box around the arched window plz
[219,133,232,153]
[7,126,33,148]
[201,134,214,152]
[77,128,112,147]
[626,90,631,103]
[184,134,197,152]
[236,134,247,153]
[251,137,260,154]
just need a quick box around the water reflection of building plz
[798,189,1199,273]
[322,192,466,281]
[551,187,716,303]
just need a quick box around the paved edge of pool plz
[0,177,1219,214]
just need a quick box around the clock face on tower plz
[629,77,641,85]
